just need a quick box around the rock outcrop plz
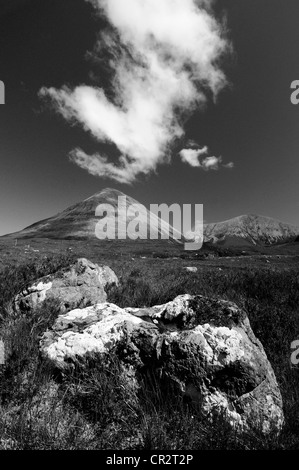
[40,293,284,435]
[14,258,118,314]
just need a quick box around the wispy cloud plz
[223,161,234,169]
[179,146,234,170]
[39,0,231,184]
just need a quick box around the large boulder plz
[40,294,284,435]
[14,258,118,314]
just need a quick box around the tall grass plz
[0,255,298,449]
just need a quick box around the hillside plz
[203,214,299,247]
[3,188,182,243]
[4,191,299,250]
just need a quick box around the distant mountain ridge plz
[203,214,299,247]
[3,189,299,247]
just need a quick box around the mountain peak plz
[84,188,127,202]
[204,214,299,247]
[3,188,299,247]
[4,188,182,242]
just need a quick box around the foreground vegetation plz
[0,251,298,449]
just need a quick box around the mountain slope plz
[203,214,299,246]
[4,188,183,242]
[4,190,299,248]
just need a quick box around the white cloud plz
[223,161,234,169]
[202,155,221,170]
[179,147,208,167]
[39,0,230,184]
[179,147,234,171]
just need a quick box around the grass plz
[0,247,298,449]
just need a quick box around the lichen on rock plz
[40,293,284,435]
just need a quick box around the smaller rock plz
[14,258,118,315]
[184,267,198,273]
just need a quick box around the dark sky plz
[1,0,299,235]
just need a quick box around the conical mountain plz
[4,188,182,242]
[5,190,298,247]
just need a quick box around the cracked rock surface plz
[40,293,284,434]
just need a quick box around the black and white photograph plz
[0,0,299,454]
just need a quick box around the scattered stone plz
[184,267,198,273]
